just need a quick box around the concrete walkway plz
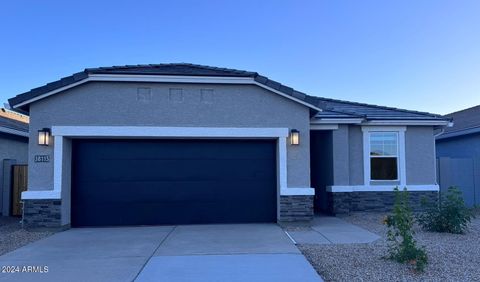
[286,216,380,245]
[0,224,321,282]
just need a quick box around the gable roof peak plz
[8,63,317,114]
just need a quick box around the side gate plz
[11,165,28,216]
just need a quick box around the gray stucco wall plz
[330,125,437,186]
[331,125,364,186]
[27,82,312,191]
[332,125,350,185]
[348,126,364,185]
[0,134,28,214]
[405,126,436,185]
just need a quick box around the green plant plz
[417,187,474,234]
[384,187,428,272]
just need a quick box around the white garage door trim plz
[22,126,315,224]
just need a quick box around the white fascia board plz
[310,124,339,130]
[326,185,439,192]
[0,126,29,137]
[52,126,289,138]
[311,119,450,126]
[14,74,321,112]
[311,118,364,124]
[361,125,406,132]
[22,190,61,200]
[14,78,92,108]
[251,81,322,112]
[89,74,253,84]
[363,120,450,126]
[281,188,315,195]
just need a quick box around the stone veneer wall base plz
[23,196,316,228]
[327,191,439,215]
[279,195,314,222]
[23,199,62,228]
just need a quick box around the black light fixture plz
[38,128,51,146]
[290,129,300,145]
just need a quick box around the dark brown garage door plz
[71,139,277,227]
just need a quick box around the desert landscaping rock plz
[0,217,55,256]
[300,212,480,282]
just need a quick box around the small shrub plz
[417,187,474,234]
[384,187,428,272]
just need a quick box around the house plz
[0,109,29,216]
[8,64,450,228]
[436,105,480,206]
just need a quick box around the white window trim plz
[369,131,400,182]
[362,126,406,187]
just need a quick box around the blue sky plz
[1,0,478,114]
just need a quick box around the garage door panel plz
[78,140,274,159]
[76,200,275,226]
[71,139,277,227]
[75,180,275,204]
[79,159,274,181]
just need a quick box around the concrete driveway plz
[0,224,321,282]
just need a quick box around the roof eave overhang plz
[310,118,451,126]
[0,126,29,138]
[10,74,322,113]
[310,118,364,124]
[436,126,480,140]
[362,120,451,126]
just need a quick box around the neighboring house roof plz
[8,63,449,125]
[437,105,480,140]
[0,110,29,138]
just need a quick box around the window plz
[369,132,399,180]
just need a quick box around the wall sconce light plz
[38,128,51,146]
[290,129,300,145]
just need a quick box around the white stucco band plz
[22,126,315,202]
[327,185,439,192]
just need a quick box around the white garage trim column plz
[23,126,314,225]
[53,135,63,195]
[21,135,63,200]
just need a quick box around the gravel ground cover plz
[299,212,480,282]
[0,217,55,256]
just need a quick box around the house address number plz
[34,155,50,163]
